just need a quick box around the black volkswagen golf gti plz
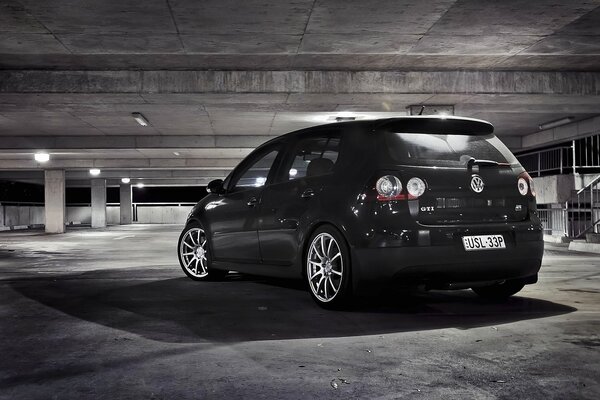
[178,116,543,308]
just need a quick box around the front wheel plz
[305,225,352,309]
[177,221,227,281]
[472,279,525,300]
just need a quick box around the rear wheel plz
[178,221,227,281]
[305,225,352,309]
[472,279,525,300]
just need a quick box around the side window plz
[230,148,279,189]
[287,135,340,181]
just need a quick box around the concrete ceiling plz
[1,0,600,70]
[0,0,599,186]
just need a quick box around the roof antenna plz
[418,105,425,115]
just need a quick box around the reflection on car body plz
[177,116,543,308]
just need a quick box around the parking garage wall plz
[0,204,190,229]
[0,204,44,229]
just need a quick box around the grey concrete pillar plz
[44,170,66,233]
[91,179,107,228]
[119,183,133,224]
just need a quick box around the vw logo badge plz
[470,175,484,193]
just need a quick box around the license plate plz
[462,235,505,251]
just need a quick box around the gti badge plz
[470,174,484,193]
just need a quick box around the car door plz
[208,143,282,263]
[258,130,342,266]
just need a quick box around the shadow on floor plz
[10,269,576,344]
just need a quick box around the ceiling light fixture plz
[34,152,50,163]
[132,112,149,127]
[89,168,101,176]
[538,116,575,131]
[136,183,145,189]
[121,178,131,184]
[173,151,181,156]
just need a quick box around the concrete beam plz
[71,178,214,187]
[0,135,270,150]
[522,115,600,149]
[3,54,600,72]
[1,178,218,188]
[0,170,226,187]
[1,70,599,95]
[0,158,240,171]
[0,170,228,180]
[497,136,522,150]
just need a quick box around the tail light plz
[406,177,426,198]
[518,172,535,197]
[376,175,403,200]
[375,175,426,201]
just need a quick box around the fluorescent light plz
[89,168,101,176]
[121,178,131,184]
[34,152,50,163]
[132,112,149,127]
[136,183,145,189]
[538,116,575,130]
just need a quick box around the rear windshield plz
[384,132,519,167]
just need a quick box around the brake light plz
[518,172,536,197]
[375,175,426,201]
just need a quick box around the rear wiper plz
[465,157,511,168]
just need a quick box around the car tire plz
[305,225,353,309]
[472,279,525,300]
[177,221,227,281]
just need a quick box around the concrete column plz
[119,183,132,224]
[44,170,65,234]
[91,179,107,228]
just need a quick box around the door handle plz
[247,197,259,207]
[301,188,315,199]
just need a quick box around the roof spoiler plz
[372,117,494,135]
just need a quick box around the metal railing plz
[537,176,600,238]
[517,146,571,176]
[569,174,600,238]
[516,133,600,177]
[538,208,568,237]
[575,134,600,172]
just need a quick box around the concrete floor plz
[0,225,598,399]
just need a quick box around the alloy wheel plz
[179,227,209,278]
[307,233,343,302]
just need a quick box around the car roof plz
[255,116,495,152]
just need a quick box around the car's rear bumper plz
[350,224,543,293]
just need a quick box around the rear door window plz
[284,134,341,181]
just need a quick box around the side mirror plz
[207,179,225,194]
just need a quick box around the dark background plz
[0,181,208,204]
